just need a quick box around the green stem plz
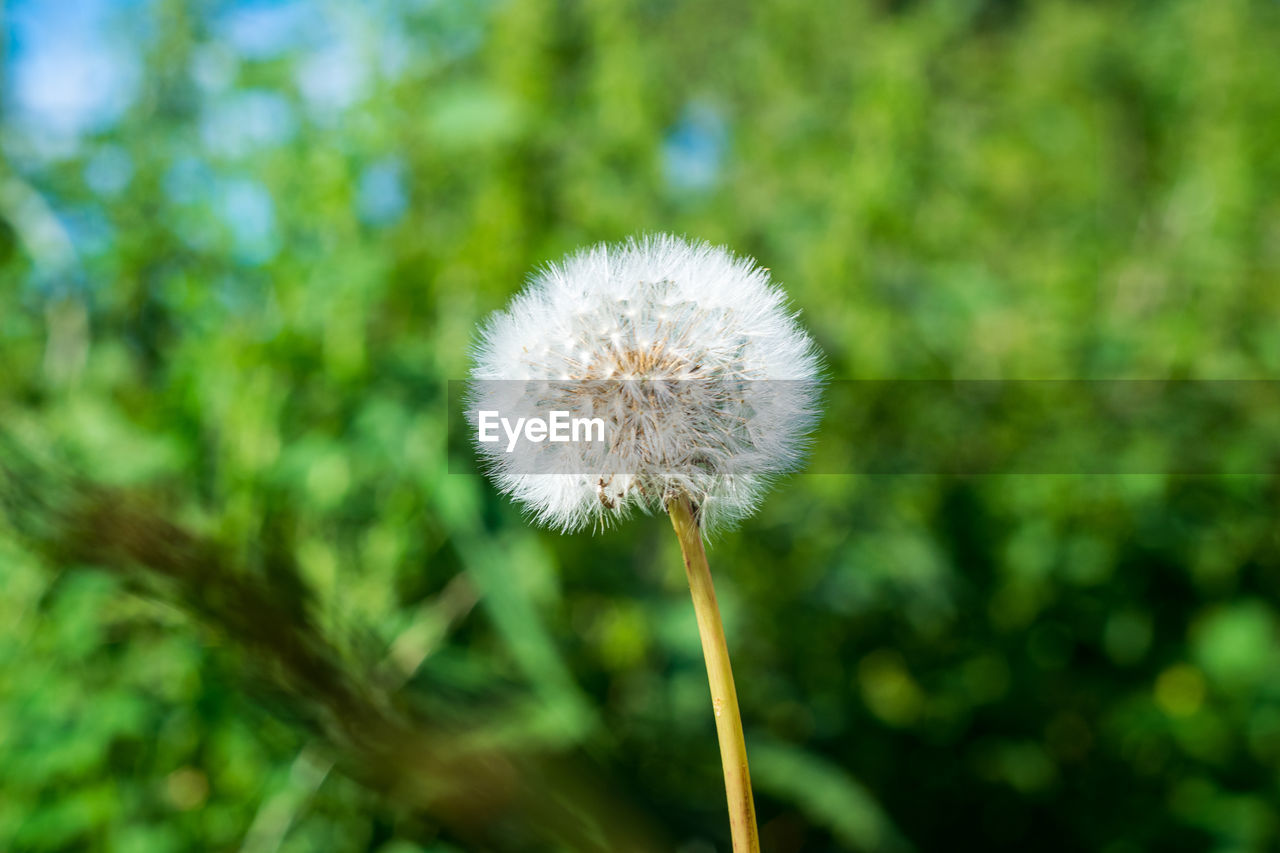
[668,494,760,853]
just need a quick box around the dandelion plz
[471,234,821,533]
[469,233,822,852]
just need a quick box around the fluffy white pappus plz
[469,233,822,534]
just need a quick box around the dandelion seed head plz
[470,233,822,534]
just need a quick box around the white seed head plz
[469,234,822,534]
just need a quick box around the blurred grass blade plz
[751,738,911,852]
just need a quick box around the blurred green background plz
[3,0,1280,850]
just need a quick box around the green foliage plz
[3,0,1280,850]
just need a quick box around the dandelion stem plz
[668,494,760,853]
